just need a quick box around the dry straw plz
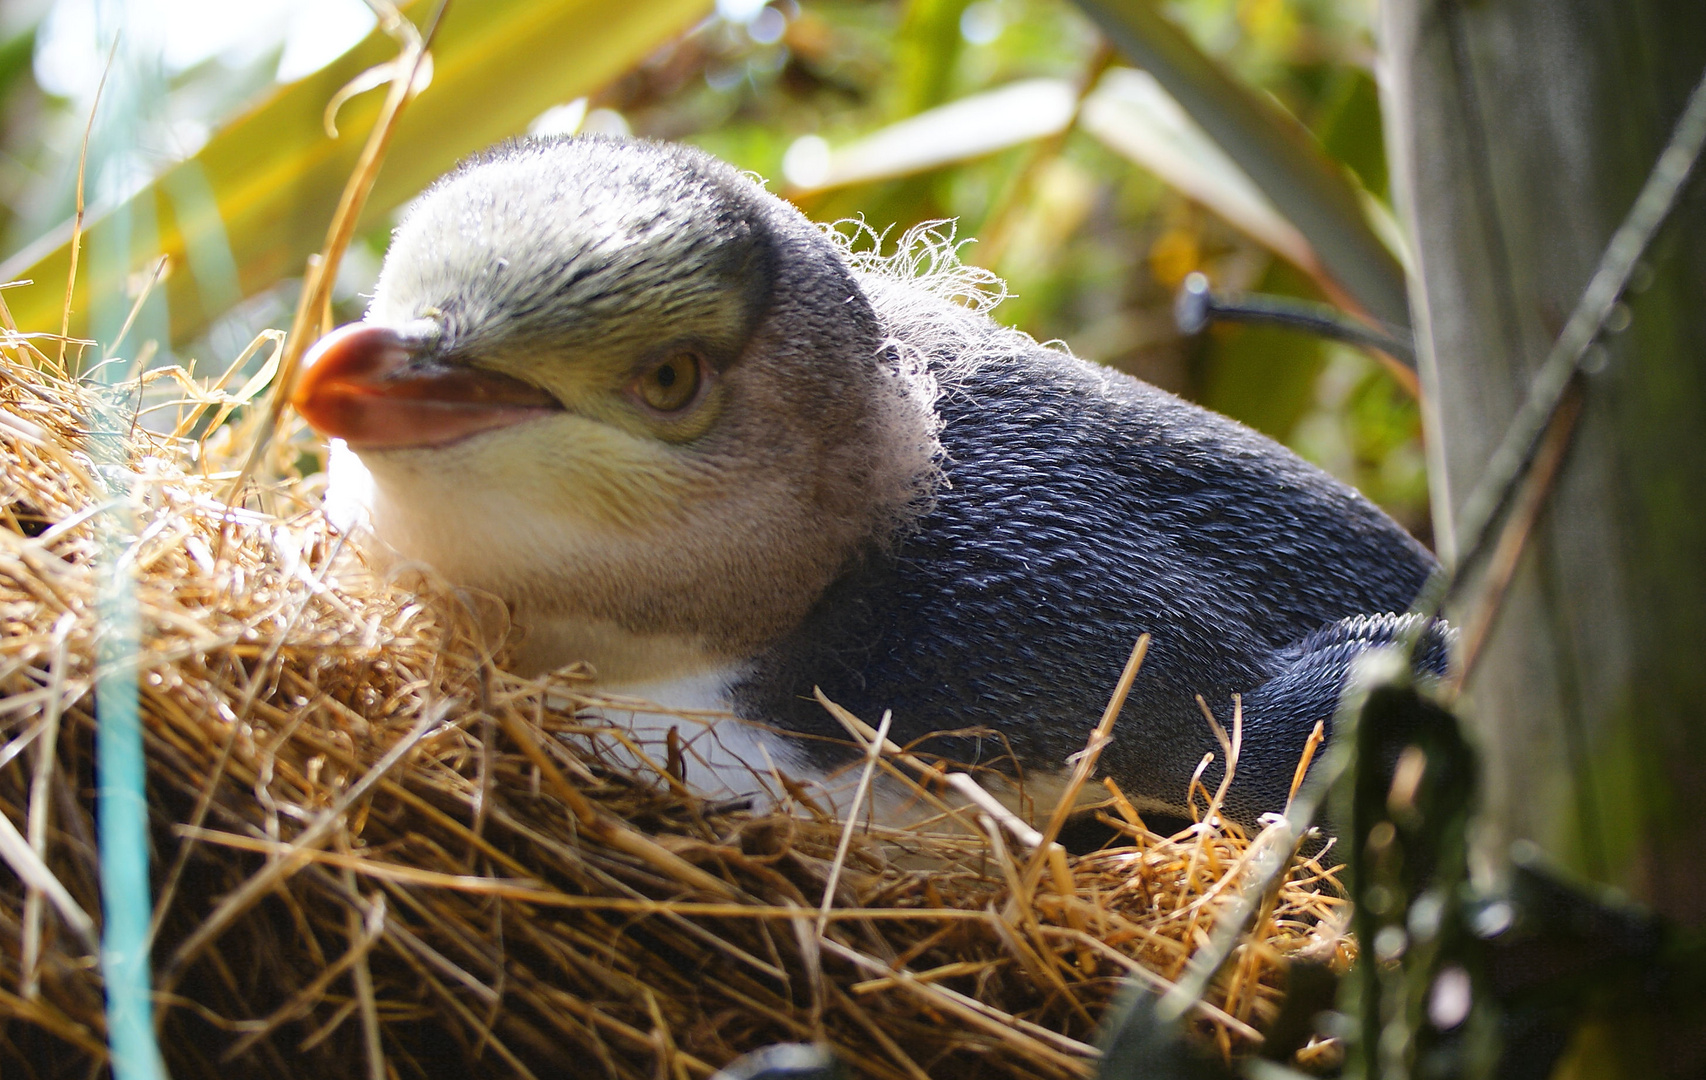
[0,316,1351,1077]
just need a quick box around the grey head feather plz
[374,136,779,371]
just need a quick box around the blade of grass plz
[221,0,439,520]
[1068,0,1411,330]
[785,78,1078,193]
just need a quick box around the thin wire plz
[1174,272,1417,365]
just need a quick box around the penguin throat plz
[506,613,725,684]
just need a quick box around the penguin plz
[292,135,1441,827]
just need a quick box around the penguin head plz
[295,136,939,679]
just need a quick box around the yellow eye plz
[634,353,704,413]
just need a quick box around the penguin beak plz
[293,323,562,450]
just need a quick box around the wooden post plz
[1379,0,1706,929]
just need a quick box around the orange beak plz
[292,324,561,450]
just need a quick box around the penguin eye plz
[633,352,705,413]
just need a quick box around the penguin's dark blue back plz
[733,299,1437,824]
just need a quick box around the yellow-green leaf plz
[1069,0,1411,330]
[1079,68,1316,278]
[0,0,712,348]
[784,79,1078,192]
[780,70,1320,291]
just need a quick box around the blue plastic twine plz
[92,396,166,1080]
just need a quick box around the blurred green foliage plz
[0,0,1428,538]
[596,0,1429,538]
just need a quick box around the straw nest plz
[0,316,1353,1080]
